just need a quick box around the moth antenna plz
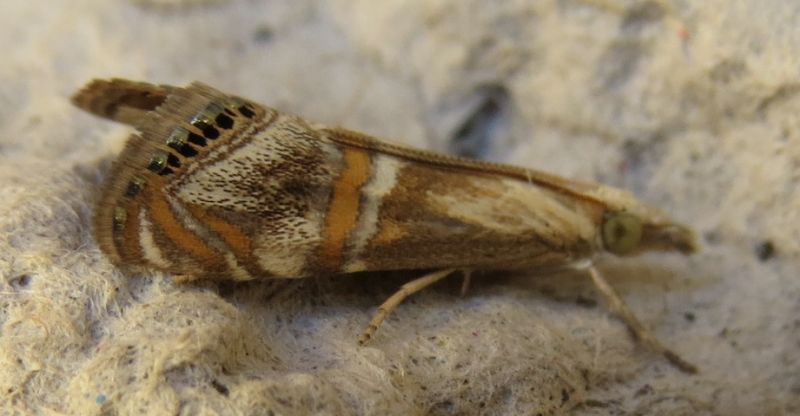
[72,79,173,125]
[587,266,699,374]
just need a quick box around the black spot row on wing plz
[111,96,258,240]
[146,97,256,178]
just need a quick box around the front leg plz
[588,266,698,374]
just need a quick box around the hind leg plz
[359,269,459,345]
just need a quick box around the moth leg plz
[588,266,699,374]
[460,270,473,296]
[359,269,459,345]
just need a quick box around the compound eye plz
[602,212,643,255]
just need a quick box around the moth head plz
[573,181,698,256]
[601,210,697,256]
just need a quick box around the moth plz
[73,79,698,373]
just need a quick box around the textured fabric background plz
[0,0,798,414]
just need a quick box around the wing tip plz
[72,78,172,125]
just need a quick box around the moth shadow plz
[202,258,691,312]
[210,270,471,310]
[193,270,510,331]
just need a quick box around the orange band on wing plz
[185,205,252,255]
[184,203,263,277]
[148,190,219,265]
[320,148,371,271]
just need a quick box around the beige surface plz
[0,0,798,414]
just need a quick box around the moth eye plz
[602,212,643,255]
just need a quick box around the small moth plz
[73,79,698,373]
